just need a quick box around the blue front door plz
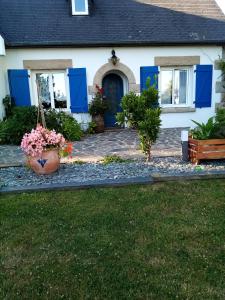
[103,74,124,128]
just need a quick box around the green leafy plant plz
[89,85,108,117]
[0,106,38,145]
[218,59,225,80]
[190,108,225,140]
[102,155,130,165]
[87,121,97,134]
[212,108,225,138]
[116,92,142,128]
[190,117,215,140]
[2,95,15,119]
[72,160,87,165]
[0,107,83,145]
[37,109,83,141]
[57,112,83,141]
[116,77,161,161]
[138,108,161,161]
[140,77,159,109]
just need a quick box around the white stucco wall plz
[0,56,7,119]
[1,45,223,128]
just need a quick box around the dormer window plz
[72,0,89,15]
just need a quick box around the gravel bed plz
[1,157,225,189]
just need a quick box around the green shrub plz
[58,112,83,141]
[116,92,141,128]
[44,110,83,141]
[217,59,225,80]
[0,106,37,145]
[0,107,83,145]
[213,108,225,138]
[0,121,9,144]
[116,77,161,161]
[45,109,61,132]
[2,95,15,119]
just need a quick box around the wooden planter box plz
[188,138,225,164]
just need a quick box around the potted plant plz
[21,124,73,175]
[189,109,225,164]
[89,85,108,133]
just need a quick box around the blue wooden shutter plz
[68,68,88,113]
[195,65,213,108]
[8,69,31,106]
[140,66,159,91]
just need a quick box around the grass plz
[1,180,225,299]
[102,154,132,164]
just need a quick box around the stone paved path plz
[0,128,187,166]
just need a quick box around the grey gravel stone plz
[0,157,225,189]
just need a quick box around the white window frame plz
[71,0,89,15]
[159,66,194,107]
[31,70,70,111]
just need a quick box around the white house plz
[0,0,225,128]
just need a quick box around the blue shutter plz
[195,65,213,108]
[140,66,159,91]
[8,69,31,106]
[68,68,88,113]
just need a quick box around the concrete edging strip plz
[0,177,153,194]
[151,172,225,182]
[1,171,225,194]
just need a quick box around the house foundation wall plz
[1,45,223,128]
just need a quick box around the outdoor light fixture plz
[181,130,189,162]
[110,49,119,65]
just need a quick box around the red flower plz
[96,84,104,95]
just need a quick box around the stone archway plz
[90,61,139,94]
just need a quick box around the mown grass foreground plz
[1,180,225,299]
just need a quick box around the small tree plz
[138,108,161,161]
[116,92,142,128]
[116,77,161,161]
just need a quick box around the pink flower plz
[21,125,66,157]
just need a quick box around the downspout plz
[0,35,6,56]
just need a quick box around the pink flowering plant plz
[21,125,66,157]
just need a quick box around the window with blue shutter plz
[8,69,31,106]
[68,68,88,113]
[140,66,159,91]
[195,65,213,108]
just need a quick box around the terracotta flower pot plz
[27,149,60,175]
[93,115,105,133]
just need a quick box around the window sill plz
[161,107,196,114]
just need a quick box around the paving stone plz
[0,128,186,166]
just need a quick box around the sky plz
[215,0,225,13]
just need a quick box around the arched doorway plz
[102,73,124,128]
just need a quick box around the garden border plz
[1,171,225,194]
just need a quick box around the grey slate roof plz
[1,0,225,47]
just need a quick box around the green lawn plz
[1,181,225,299]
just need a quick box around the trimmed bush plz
[0,107,83,145]
[0,106,37,145]
[116,78,161,161]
